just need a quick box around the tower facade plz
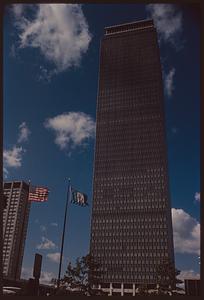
[3,181,31,280]
[90,20,175,291]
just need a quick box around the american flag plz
[28,186,49,202]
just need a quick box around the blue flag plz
[71,188,88,206]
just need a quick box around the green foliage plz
[59,253,102,295]
[50,278,57,286]
[137,284,149,296]
[156,258,183,289]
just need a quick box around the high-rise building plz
[90,19,175,294]
[3,181,31,280]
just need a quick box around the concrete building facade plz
[3,181,31,280]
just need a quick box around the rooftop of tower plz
[104,19,154,35]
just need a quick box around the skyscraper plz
[90,19,175,294]
[3,181,31,280]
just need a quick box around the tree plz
[156,258,183,291]
[137,284,149,296]
[54,253,103,296]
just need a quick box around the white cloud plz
[12,3,25,18]
[3,145,25,168]
[50,222,58,227]
[3,167,9,179]
[178,269,200,281]
[36,237,57,250]
[194,192,200,203]
[21,267,55,285]
[164,68,176,98]
[38,65,53,82]
[12,4,92,76]
[47,252,61,263]
[146,4,183,47]
[40,271,55,285]
[176,269,200,288]
[40,225,47,233]
[172,208,200,255]
[44,112,95,150]
[3,122,30,173]
[21,266,32,279]
[18,122,31,143]
[10,44,16,58]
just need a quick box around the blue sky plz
[3,4,200,284]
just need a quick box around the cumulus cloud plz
[47,252,61,263]
[11,4,92,77]
[36,237,57,250]
[194,192,200,203]
[177,269,200,288]
[178,269,200,281]
[164,68,176,98]
[12,3,25,18]
[44,112,95,150]
[146,4,183,47]
[40,225,47,233]
[3,122,30,175]
[172,208,200,255]
[3,145,25,168]
[21,267,54,285]
[50,222,58,227]
[40,271,55,285]
[18,122,31,143]
[21,267,32,279]
[10,44,16,58]
[3,167,9,179]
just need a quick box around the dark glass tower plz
[90,19,175,291]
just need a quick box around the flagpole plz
[57,178,71,291]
